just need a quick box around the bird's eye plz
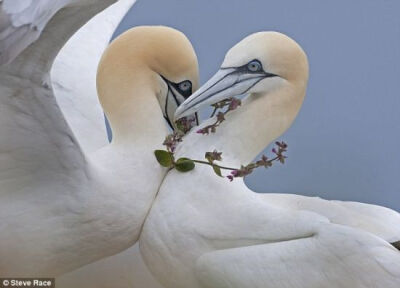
[178,80,192,92]
[247,60,262,72]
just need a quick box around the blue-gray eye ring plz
[178,80,192,92]
[247,60,262,72]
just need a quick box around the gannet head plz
[174,31,308,119]
[97,26,199,131]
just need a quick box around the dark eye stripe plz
[160,75,193,99]
[178,80,192,95]
[221,59,264,74]
[171,80,192,98]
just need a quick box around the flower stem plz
[191,160,237,171]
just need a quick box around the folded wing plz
[196,224,400,288]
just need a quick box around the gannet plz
[140,32,400,288]
[0,0,198,276]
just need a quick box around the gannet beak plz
[161,76,198,129]
[174,67,276,119]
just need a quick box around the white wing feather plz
[0,0,72,65]
[0,0,131,188]
[0,0,137,275]
[51,0,137,153]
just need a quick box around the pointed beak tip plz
[174,106,186,121]
[174,67,249,121]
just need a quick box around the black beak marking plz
[182,59,278,113]
[391,240,400,251]
[161,75,198,129]
[184,71,276,112]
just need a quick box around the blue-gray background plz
[113,0,400,211]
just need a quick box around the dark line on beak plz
[164,87,169,117]
[187,75,267,110]
[242,76,266,94]
[169,87,180,107]
[164,88,174,129]
[162,76,182,129]
[184,69,237,106]
[164,116,173,129]
[392,240,400,251]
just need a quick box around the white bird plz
[0,0,199,276]
[57,244,163,288]
[51,4,164,287]
[174,30,400,246]
[140,32,400,288]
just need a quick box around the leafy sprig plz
[226,141,287,181]
[154,97,288,181]
[196,98,242,135]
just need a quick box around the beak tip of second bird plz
[174,106,187,121]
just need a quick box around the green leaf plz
[212,165,222,177]
[154,150,174,168]
[175,158,195,172]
